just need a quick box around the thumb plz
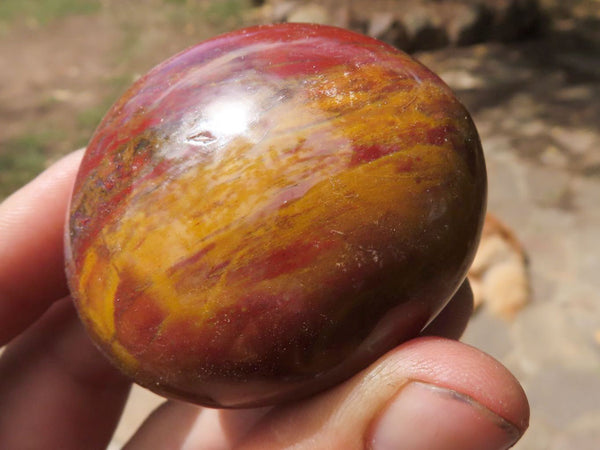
[237,337,529,450]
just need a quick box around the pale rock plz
[367,11,409,48]
[268,1,299,22]
[287,3,331,25]
[468,213,530,320]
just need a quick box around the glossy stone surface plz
[65,23,486,408]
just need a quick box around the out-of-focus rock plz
[484,0,542,41]
[367,11,410,49]
[259,0,545,51]
[287,3,331,25]
[442,2,491,45]
[468,213,531,320]
[262,1,299,22]
[402,4,449,51]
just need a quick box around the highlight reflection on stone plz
[66,23,487,408]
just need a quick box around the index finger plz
[0,150,83,345]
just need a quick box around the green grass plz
[76,76,131,130]
[0,0,100,28]
[77,105,107,131]
[164,0,252,31]
[0,130,66,199]
[205,0,252,25]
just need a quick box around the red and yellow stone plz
[66,23,486,407]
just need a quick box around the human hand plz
[0,151,529,449]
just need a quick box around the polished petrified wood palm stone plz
[66,23,486,408]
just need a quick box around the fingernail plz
[369,381,521,450]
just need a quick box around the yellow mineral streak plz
[111,340,139,371]
[76,64,466,340]
[77,239,118,340]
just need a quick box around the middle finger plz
[0,298,131,450]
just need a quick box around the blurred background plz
[1,0,599,448]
